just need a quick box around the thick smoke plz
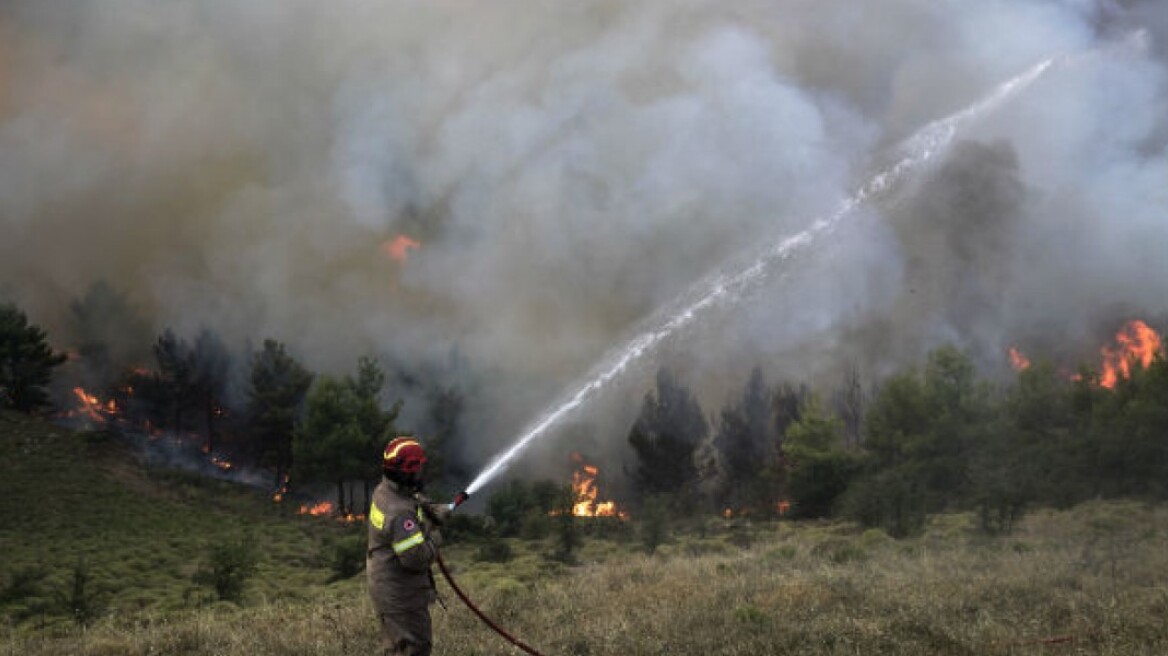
[2,1,1167,474]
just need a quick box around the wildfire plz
[68,386,122,423]
[272,474,291,503]
[296,500,365,523]
[210,456,233,471]
[569,453,628,519]
[382,234,421,265]
[71,387,106,422]
[1099,320,1162,389]
[1008,346,1031,372]
[299,501,333,516]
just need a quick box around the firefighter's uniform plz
[367,477,438,656]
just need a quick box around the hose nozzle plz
[450,490,470,511]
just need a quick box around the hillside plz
[0,411,363,632]
[3,411,1168,655]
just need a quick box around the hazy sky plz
[2,1,1166,468]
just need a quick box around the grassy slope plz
[0,411,361,633]
[3,411,1168,655]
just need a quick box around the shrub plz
[1,564,47,604]
[840,469,927,538]
[734,604,769,626]
[193,534,260,603]
[550,514,580,564]
[639,497,670,554]
[54,559,107,626]
[519,509,553,540]
[486,480,536,537]
[474,539,513,564]
[442,512,491,542]
[764,544,798,562]
[487,480,573,538]
[327,531,367,582]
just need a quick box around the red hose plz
[434,549,548,656]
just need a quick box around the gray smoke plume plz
[2,1,1166,474]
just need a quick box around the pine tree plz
[247,339,313,489]
[0,303,67,414]
[294,357,398,513]
[713,368,802,512]
[845,346,993,535]
[190,329,232,453]
[153,329,194,434]
[423,384,463,491]
[784,396,858,518]
[626,367,706,508]
[67,281,150,392]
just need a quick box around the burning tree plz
[190,330,233,452]
[67,281,151,393]
[148,327,235,452]
[0,303,68,414]
[153,329,195,435]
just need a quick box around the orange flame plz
[299,501,334,516]
[295,500,365,523]
[568,453,627,519]
[1099,320,1162,389]
[69,387,124,423]
[71,387,106,422]
[272,474,291,503]
[382,235,421,264]
[1008,346,1031,372]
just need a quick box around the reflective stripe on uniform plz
[370,501,386,530]
[392,531,425,555]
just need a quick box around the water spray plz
[452,54,1061,506]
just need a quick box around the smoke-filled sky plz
[2,1,1167,468]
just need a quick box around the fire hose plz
[427,490,549,656]
[434,549,548,656]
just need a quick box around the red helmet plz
[383,436,426,476]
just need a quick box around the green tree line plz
[4,293,1168,537]
[626,344,1168,536]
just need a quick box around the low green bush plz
[474,539,513,564]
[193,535,260,603]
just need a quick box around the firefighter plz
[367,435,449,656]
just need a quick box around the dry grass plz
[7,501,1167,656]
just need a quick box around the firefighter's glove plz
[422,501,452,527]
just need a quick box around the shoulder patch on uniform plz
[369,502,385,530]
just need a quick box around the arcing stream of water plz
[462,55,1059,499]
